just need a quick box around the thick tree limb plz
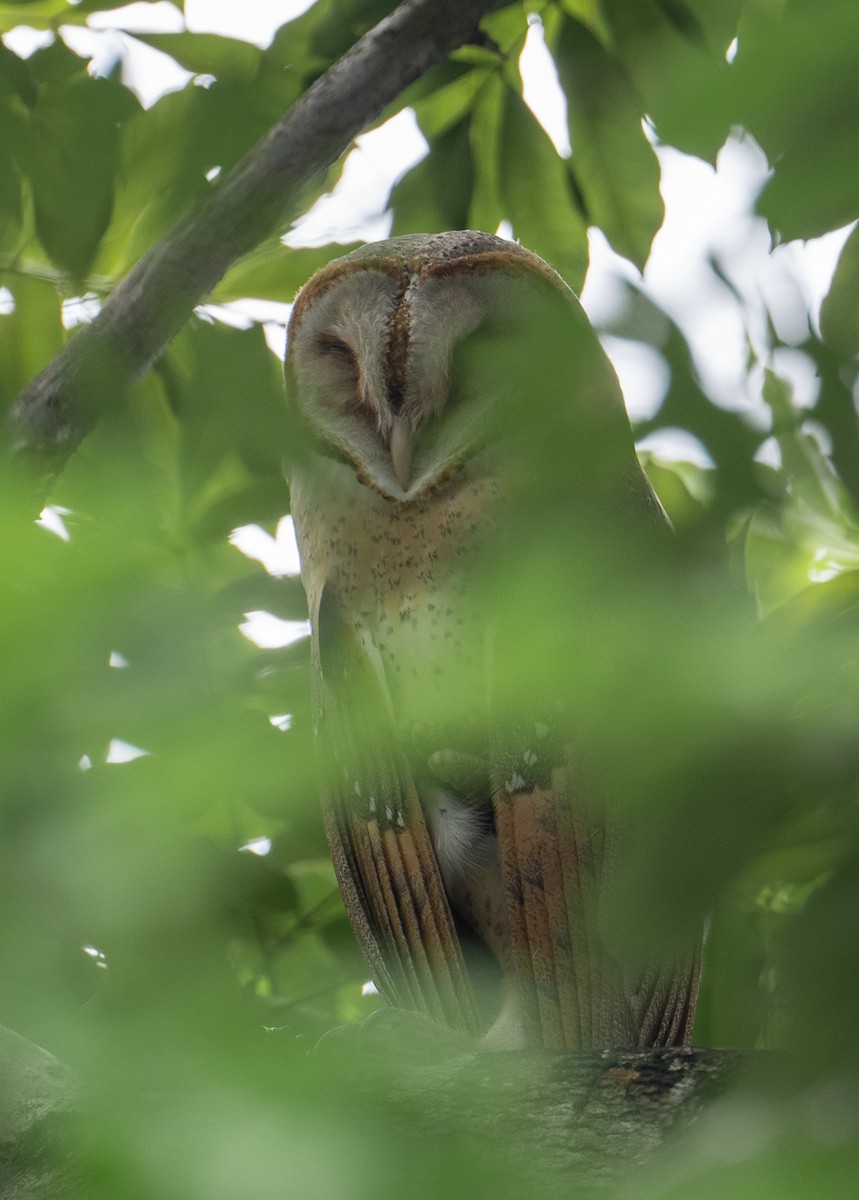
[0,1024,78,1200]
[5,0,502,478]
[1,1022,758,1200]
[367,1044,760,1192]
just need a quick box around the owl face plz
[284,232,588,502]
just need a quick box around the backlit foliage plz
[1,2,858,1195]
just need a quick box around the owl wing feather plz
[627,950,702,1046]
[491,726,701,1049]
[313,587,481,1035]
[492,768,630,1048]
[481,466,700,1049]
[316,590,700,1048]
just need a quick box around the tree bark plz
[316,1012,758,1189]
[389,1047,753,1190]
[345,1041,753,1190]
[0,1025,78,1200]
[5,0,503,480]
[0,1017,754,1200]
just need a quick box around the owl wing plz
[484,454,700,1049]
[490,717,701,1050]
[313,587,481,1036]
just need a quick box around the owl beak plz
[389,416,414,491]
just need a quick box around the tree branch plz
[5,0,503,479]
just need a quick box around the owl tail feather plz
[314,590,481,1037]
[492,763,701,1050]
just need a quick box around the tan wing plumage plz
[312,587,481,1035]
[492,755,701,1049]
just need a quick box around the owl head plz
[284,231,636,504]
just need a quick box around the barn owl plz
[284,231,701,1049]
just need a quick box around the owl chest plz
[294,466,495,723]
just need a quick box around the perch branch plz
[5,0,503,479]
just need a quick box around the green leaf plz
[467,73,505,233]
[762,368,849,525]
[681,0,745,51]
[0,39,36,107]
[213,241,363,306]
[0,145,23,254]
[638,455,712,528]
[639,0,744,54]
[156,318,289,511]
[216,574,308,624]
[390,120,473,236]
[770,569,859,632]
[805,337,859,516]
[557,0,611,42]
[300,0,397,65]
[0,2,71,32]
[555,18,663,270]
[255,1,372,119]
[407,62,489,141]
[78,0,182,11]
[261,0,336,95]
[130,32,262,82]
[654,0,707,45]
[820,226,859,358]
[744,506,827,614]
[101,65,301,277]
[26,74,139,279]
[0,48,34,259]
[615,285,763,517]
[98,87,209,274]
[744,2,859,238]
[0,81,26,255]
[192,477,293,544]
[116,347,291,545]
[600,0,739,163]
[498,84,589,290]
[481,1,529,50]
[0,272,64,402]
[604,0,859,238]
[26,35,89,85]
[0,0,163,30]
